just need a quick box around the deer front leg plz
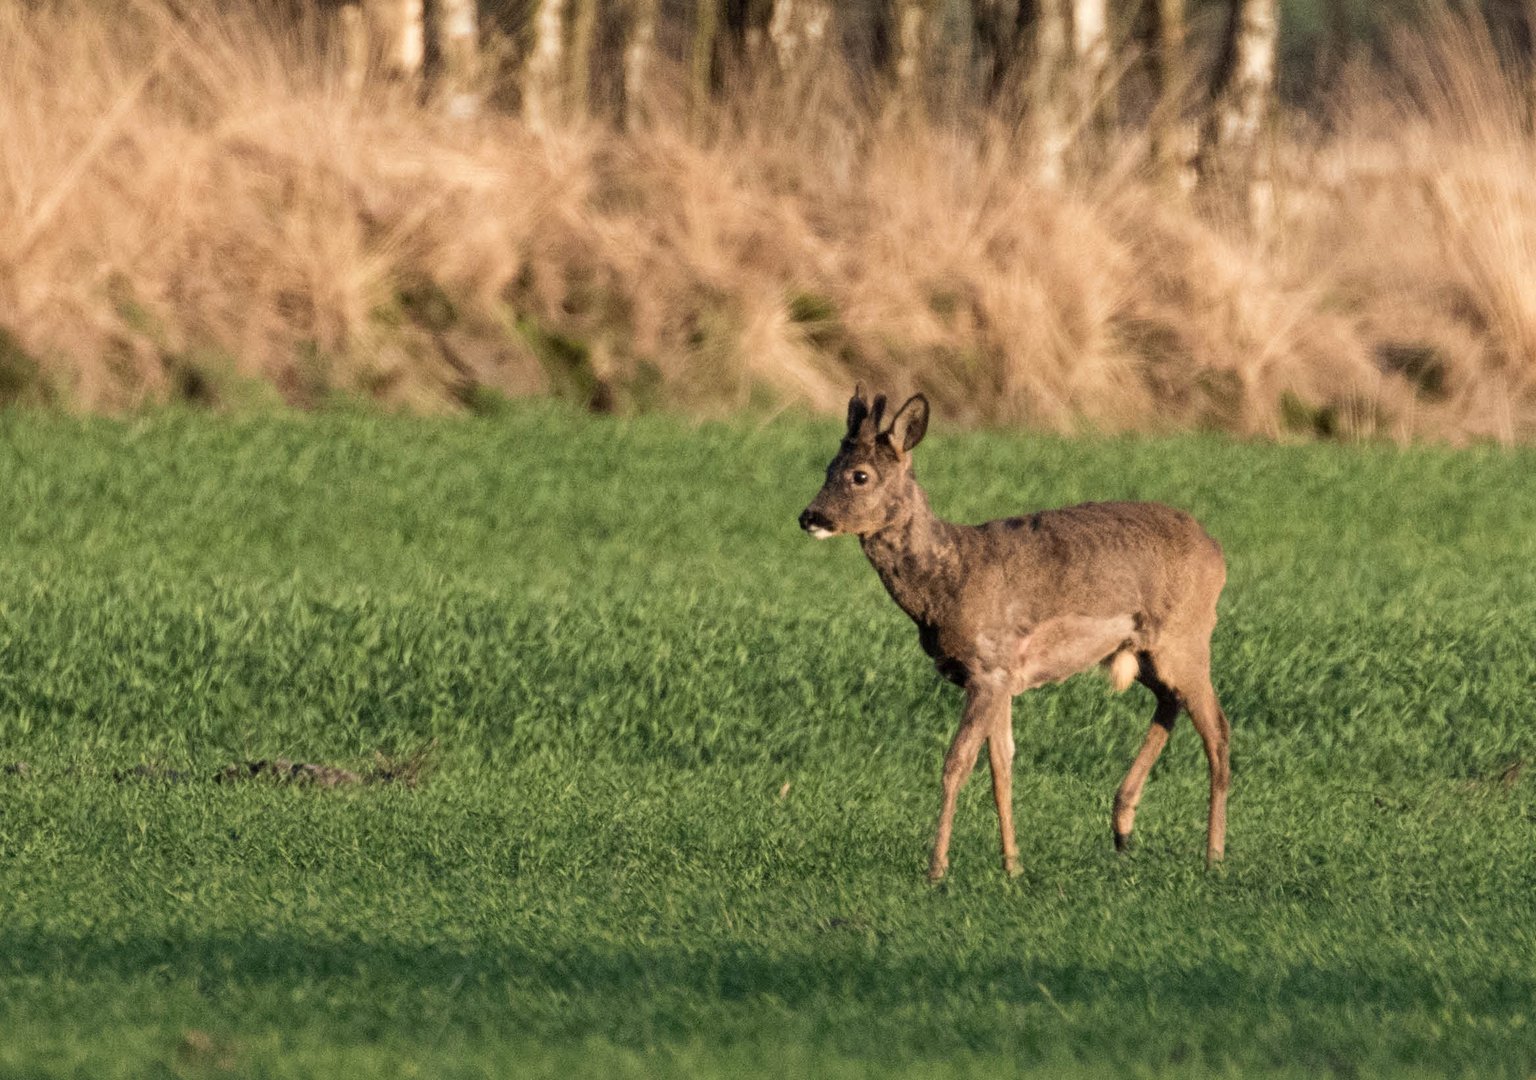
[929,680,1009,882]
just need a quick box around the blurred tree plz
[1072,0,1110,132]
[971,0,1019,102]
[691,0,720,129]
[1315,0,1351,94]
[767,0,832,77]
[340,0,367,93]
[568,0,599,118]
[423,0,479,113]
[1197,0,1278,226]
[892,0,938,114]
[524,0,567,130]
[1484,0,1536,129]
[1528,0,1536,129]
[1029,0,1072,183]
[721,0,774,62]
[623,0,660,130]
[1150,0,1194,190]
[339,0,425,88]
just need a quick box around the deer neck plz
[859,481,962,627]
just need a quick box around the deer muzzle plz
[798,507,836,539]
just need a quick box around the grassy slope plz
[0,406,1534,1078]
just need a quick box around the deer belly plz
[1011,614,1137,693]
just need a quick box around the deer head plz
[799,386,930,539]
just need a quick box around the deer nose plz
[799,508,832,533]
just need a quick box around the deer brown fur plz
[799,387,1230,880]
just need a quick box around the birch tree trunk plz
[376,0,425,79]
[1070,0,1109,132]
[524,0,568,132]
[1523,0,1536,134]
[1149,0,1194,190]
[690,0,720,131]
[423,0,479,115]
[767,0,832,79]
[567,0,598,120]
[622,0,660,131]
[340,1,367,94]
[342,0,424,90]
[892,0,936,115]
[1196,0,1278,226]
[1029,0,1072,185]
[740,0,773,61]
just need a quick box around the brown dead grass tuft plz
[2,2,1534,440]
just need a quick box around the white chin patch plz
[807,526,835,540]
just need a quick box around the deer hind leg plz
[1183,679,1231,865]
[1153,646,1230,866]
[1112,670,1179,852]
[987,705,1019,876]
[930,682,1008,882]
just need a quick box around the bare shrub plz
[0,1,1532,440]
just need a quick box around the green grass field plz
[1,406,1534,1078]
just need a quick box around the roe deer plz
[798,387,1230,880]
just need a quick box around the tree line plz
[325,0,1533,224]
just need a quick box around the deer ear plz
[845,385,869,435]
[887,394,929,453]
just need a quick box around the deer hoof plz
[926,863,948,884]
[1002,856,1022,878]
[1113,831,1131,853]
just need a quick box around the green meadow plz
[0,406,1533,1077]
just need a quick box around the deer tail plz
[1108,649,1138,693]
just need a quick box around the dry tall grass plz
[1,1,1533,440]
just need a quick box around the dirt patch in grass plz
[214,758,363,788]
[212,745,437,788]
[8,744,439,790]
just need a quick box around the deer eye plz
[851,470,870,486]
